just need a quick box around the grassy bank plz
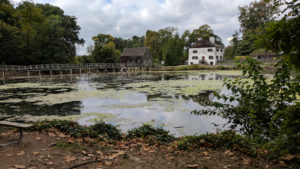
[156,64,235,71]
[26,120,299,165]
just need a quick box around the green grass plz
[158,64,235,71]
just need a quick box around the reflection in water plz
[0,71,243,136]
[0,101,82,116]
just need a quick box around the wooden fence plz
[0,63,144,71]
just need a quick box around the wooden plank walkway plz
[0,63,143,71]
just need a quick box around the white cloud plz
[12,0,255,55]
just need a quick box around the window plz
[209,56,214,59]
[190,62,193,65]
[216,48,219,52]
[193,50,197,53]
[220,56,222,60]
[208,48,213,52]
[192,56,198,60]
[216,56,219,60]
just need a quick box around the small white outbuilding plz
[188,37,224,66]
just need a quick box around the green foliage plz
[194,57,299,138]
[187,24,224,47]
[90,34,121,63]
[88,122,122,140]
[164,34,184,66]
[258,16,300,68]
[127,124,175,143]
[193,57,299,158]
[30,120,122,140]
[0,1,84,65]
[238,0,279,33]
[228,0,279,57]
[160,64,233,71]
[267,103,300,157]
[178,130,259,156]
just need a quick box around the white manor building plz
[188,37,224,66]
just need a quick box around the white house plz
[188,37,224,66]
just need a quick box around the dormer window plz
[193,50,197,53]
[208,48,213,52]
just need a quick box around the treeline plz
[0,0,84,65]
[224,0,299,68]
[224,1,279,60]
[78,25,224,66]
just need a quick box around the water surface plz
[0,71,244,136]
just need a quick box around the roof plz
[121,47,149,57]
[190,40,220,48]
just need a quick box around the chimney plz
[209,36,215,43]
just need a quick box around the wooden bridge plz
[0,63,152,78]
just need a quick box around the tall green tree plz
[187,24,224,47]
[238,0,278,34]
[0,1,84,65]
[0,0,20,64]
[226,0,279,59]
[259,0,300,69]
[145,30,160,64]
[165,34,184,66]
[91,34,120,63]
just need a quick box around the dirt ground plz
[0,130,294,169]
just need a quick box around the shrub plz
[194,57,299,139]
[127,124,175,143]
[177,130,260,156]
[30,120,122,139]
[88,122,122,140]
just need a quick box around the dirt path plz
[0,130,290,169]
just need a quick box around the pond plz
[0,70,245,137]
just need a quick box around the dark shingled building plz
[120,47,153,66]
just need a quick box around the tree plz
[259,0,300,69]
[165,34,184,66]
[238,0,279,33]
[224,46,236,60]
[187,24,224,47]
[0,0,20,64]
[0,1,84,65]
[91,34,120,63]
[228,0,279,57]
[145,30,160,64]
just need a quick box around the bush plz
[177,130,260,156]
[88,122,122,140]
[194,57,299,138]
[30,120,122,139]
[127,124,175,143]
[266,103,300,158]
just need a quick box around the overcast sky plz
[12,0,255,55]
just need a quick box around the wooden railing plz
[0,63,145,71]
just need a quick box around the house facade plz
[188,37,224,66]
[120,47,153,66]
